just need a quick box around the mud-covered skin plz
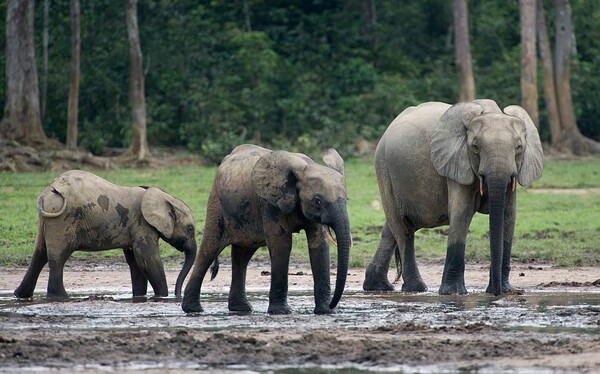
[182,144,351,315]
[14,170,197,299]
[364,100,544,296]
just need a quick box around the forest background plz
[1,0,599,165]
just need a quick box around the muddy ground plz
[1,258,599,373]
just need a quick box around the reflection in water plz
[1,288,599,372]
[1,289,599,334]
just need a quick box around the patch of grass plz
[1,156,599,269]
[531,158,600,188]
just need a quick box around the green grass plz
[1,156,600,268]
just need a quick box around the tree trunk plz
[536,0,562,146]
[125,0,149,161]
[553,0,600,154]
[360,0,378,51]
[41,0,49,122]
[453,0,476,102]
[554,0,577,135]
[1,0,46,144]
[519,0,539,128]
[67,0,80,150]
[243,0,252,32]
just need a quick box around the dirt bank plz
[1,258,599,372]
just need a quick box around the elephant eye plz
[313,197,322,206]
[472,143,479,153]
[186,224,194,234]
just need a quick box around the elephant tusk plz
[511,176,517,192]
[325,226,337,246]
[479,178,484,196]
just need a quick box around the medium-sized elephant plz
[363,100,543,296]
[182,144,351,315]
[14,170,197,299]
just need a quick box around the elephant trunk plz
[329,211,351,310]
[487,176,508,296]
[175,241,197,298]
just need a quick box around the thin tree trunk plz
[553,0,600,154]
[453,0,476,102]
[66,0,80,150]
[554,0,577,135]
[519,0,539,128]
[361,0,378,51]
[536,0,562,146]
[1,0,46,144]
[243,0,252,32]
[125,0,149,161]
[41,0,49,122]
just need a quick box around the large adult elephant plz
[363,100,543,296]
[182,144,351,315]
[14,170,197,299]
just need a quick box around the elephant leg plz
[123,248,148,297]
[228,245,258,312]
[306,224,332,314]
[363,222,396,291]
[132,237,168,297]
[14,230,48,299]
[398,231,427,293]
[487,190,517,293]
[440,183,474,295]
[264,215,293,314]
[182,198,228,313]
[46,246,73,299]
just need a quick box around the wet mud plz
[1,261,599,372]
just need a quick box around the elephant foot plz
[363,273,394,292]
[267,303,292,315]
[181,300,204,314]
[400,278,428,293]
[439,281,468,295]
[228,296,253,313]
[363,264,395,292]
[314,304,335,315]
[486,281,518,295]
[46,292,69,300]
[14,286,34,299]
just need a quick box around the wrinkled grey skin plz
[363,100,543,296]
[14,170,197,299]
[182,144,351,315]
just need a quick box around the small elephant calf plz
[14,170,197,299]
[182,144,352,315]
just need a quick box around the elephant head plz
[141,187,197,297]
[251,149,351,310]
[430,100,543,295]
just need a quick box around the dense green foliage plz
[0,1,598,162]
[1,158,600,268]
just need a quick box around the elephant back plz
[215,145,269,221]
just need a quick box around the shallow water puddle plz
[0,288,598,334]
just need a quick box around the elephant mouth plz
[323,225,353,247]
[478,175,517,196]
[324,225,337,246]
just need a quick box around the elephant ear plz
[141,187,176,239]
[472,99,502,113]
[503,105,544,186]
[322,148,345,176]
[430,102,484,185]
[251,151,309,214]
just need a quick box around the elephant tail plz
[209,257,219,281]
[38,187,67,218]
[393,244,402,282]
